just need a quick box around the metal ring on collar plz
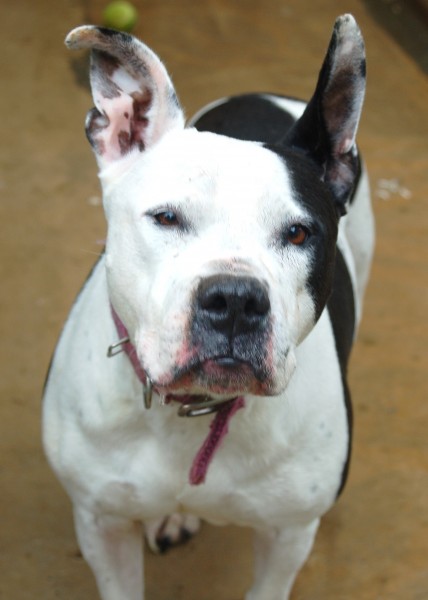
[143,378,153,410]
[177,396,236,418]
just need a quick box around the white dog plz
[43,14,374,599]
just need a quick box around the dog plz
[43,14,374,599]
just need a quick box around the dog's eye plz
[153,210,179,227]
[285,224,310,246]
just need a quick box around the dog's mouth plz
[163,358,254,412]
[155,354,273,419]
[157,355,271,400]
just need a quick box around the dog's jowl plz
[43,14,374,600]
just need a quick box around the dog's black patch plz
[277,148,355,493]
[192,93,362,209]
[327,248,355,496]
[327,249,355,376]
[95,26,130,41]
[266,146,339,322]
[193,94,296,144]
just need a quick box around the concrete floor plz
[1,0,427,598]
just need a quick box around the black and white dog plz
[43,14,374,599]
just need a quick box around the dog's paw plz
[144,514,201,554]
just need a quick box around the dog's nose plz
[196,275,270,337]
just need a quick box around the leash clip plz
[107,337,130,357]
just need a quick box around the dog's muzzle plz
[191,274,271,378]
[107,275,271,417]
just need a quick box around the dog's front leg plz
[246,519,320,600]
[73,506,144,600]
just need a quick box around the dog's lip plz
[164,356,245,404]
[209,356,245,368]
[202,355,249,371]
[185,355,257,379]
[156,355,248,383]
[154,355,269,398]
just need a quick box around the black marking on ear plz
[193,94,296,144]
[126,90,152,152]
[326,248,355,497]
[91,27,152,78]
[95,26,130,40]
[86,107,108,154]
[91,50,122,99]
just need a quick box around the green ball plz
[103,1,138,32]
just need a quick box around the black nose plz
[196,275,270,338]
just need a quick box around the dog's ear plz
[284,14,366,214]
[65,26,185,170]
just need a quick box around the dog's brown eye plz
[286,224,310,246]
[154,210,179,227]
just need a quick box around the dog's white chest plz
[54,312,347,532]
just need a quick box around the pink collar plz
[110,308,148,385]
[109,308,153,409]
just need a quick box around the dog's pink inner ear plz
[86,50,154,162]
[82,35,184,169]
[87,91,152,161]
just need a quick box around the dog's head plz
[66,15,365,399]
